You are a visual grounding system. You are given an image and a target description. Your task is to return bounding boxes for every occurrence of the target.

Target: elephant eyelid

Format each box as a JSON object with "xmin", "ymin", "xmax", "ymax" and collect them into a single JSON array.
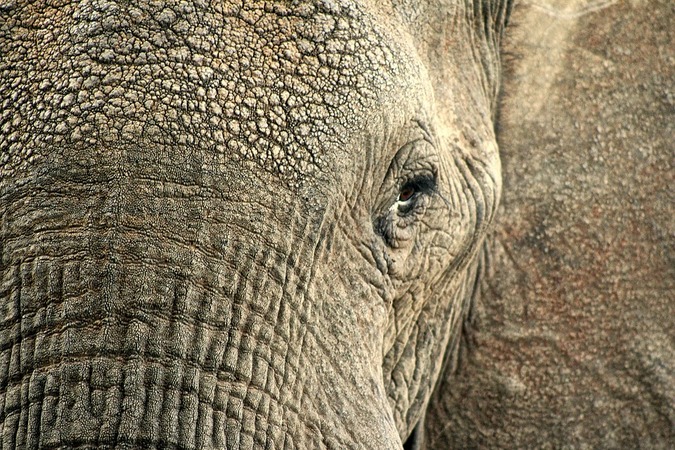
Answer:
[
  {"xmin": 395, "ymin": 174, "xmax": 436, "ymax": 216},
  {"xmin": 398, "ymin": 174, "xmax": 436, "ymax": 203},
  {"xmin": 373, "ymin": 173, "xmax": 437, "ymax": 247}
]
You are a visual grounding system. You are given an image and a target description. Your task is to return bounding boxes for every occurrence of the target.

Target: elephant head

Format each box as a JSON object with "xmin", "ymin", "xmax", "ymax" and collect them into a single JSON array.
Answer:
[{"xmin": 0, "ymin": 0, "xmax": 511, "ymax": 447}]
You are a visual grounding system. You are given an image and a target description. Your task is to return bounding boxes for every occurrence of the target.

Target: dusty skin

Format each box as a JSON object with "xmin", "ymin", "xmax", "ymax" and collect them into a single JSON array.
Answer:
[
  {"xmin": 1, "ymin": 1, "xmax": 506, "ymax": 448},
  {"xmin": 0, "ymin": 0, "xmax": 672, "ymax": 449}
]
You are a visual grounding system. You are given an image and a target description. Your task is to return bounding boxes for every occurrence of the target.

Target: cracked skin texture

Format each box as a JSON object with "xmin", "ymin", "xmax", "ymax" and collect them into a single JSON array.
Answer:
[
  {"xmin": 1, "ymin": 0, "xmax": 672, "ymax": 449},
  {"xmin": 1, "ymin": 0, "xmax": 410, "ymax": 184},
  {"xmin": 421, "ymin": 0, "xmax": 674, "ymax": 448},
  {"xmin": 0, "ymin": 0, "xmax": 511, "ymax": 449}
]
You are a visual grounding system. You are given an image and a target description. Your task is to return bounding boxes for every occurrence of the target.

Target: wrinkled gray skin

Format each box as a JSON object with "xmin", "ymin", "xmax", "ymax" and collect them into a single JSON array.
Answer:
[
  {"xmin": 1, "ymin": 1, "xmax": 673, "ymax": 450},
  {"xmin": 0, "ymin": 0, "xmax": 509, "ymax": 448},
  {"xmin": 422, "ymin": 0, "xmax": 674, "ymax": 448}
]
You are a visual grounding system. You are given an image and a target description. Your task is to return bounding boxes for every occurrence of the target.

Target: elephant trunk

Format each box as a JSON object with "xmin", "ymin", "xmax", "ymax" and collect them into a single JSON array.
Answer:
[
  {"xmin": 0, "ymin": 153, "xmax": 401, "ymax": 448},
  {"xmin": 2, "ymin": 182, "xmax": 257, "ymax": 448},
  {"xmin": 3, "ymin": 253, "xmax": 259, "ymax": 448}
]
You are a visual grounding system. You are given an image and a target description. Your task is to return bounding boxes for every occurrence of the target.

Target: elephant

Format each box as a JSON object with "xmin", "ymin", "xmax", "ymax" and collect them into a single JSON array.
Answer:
[
  {"xmin": 1, "ymin": 0, "xmax": 510, "ymax": 448},
  {"xmin": 0, "ymin": 0, "xmax": 672, "ymax": 450}
]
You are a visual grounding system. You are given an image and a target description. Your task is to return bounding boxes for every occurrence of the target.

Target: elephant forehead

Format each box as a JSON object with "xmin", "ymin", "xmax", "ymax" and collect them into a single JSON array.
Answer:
[
  {"xmin": 200, "ymin": 3, "xmax": 422, "ymax": 181},
  {"xmin": 1, "ymin": 0, "xmax": 426, "ymax": 186}
]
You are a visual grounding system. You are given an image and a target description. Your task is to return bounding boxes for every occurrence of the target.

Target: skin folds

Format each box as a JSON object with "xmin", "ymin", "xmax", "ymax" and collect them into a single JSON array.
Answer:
[{"xmin": 0, "ymin": 1, "xmax": 509, "ymax": 448}]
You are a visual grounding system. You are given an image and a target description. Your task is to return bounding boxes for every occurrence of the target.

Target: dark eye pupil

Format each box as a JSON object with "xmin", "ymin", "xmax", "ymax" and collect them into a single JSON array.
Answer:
[{"xmin": 399, "ymin": 186, "xmax": 415, "ymax": 201}]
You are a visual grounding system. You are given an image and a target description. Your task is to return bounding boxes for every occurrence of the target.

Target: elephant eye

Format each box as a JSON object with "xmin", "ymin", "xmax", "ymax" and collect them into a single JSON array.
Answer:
[
  {"xmin": 374, "ymin": 173, "xmax": 437, "ymax": 247},
  {"xmin": 399, "ymin": 186, "xmax": 415, "ymax": 202},
  {"xmin": 398, "ymin": 175, "xmax": 436, "ymax": 204}
]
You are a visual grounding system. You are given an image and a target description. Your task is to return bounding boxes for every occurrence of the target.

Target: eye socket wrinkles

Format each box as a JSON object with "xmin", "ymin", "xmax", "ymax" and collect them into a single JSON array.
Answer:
[
  {"xmin": 375, "ymin": 170, "xmax": 438, "ymax": 248},
  {"xmin": 373, "ymin": 121, "xmax": 441, "ymax": 248}
]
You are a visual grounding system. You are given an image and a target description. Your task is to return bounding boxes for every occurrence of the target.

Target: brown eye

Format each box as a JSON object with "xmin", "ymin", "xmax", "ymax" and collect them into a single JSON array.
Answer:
[{"xmin": 399, "ymin": 186, "xmax": 415, "ymax": 202}]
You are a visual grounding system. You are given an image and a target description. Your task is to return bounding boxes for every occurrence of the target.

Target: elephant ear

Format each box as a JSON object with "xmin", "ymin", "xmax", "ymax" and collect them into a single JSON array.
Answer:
[{"xmin": 421, "ymin": 0, "xmax": 675, "ymax": 448}]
